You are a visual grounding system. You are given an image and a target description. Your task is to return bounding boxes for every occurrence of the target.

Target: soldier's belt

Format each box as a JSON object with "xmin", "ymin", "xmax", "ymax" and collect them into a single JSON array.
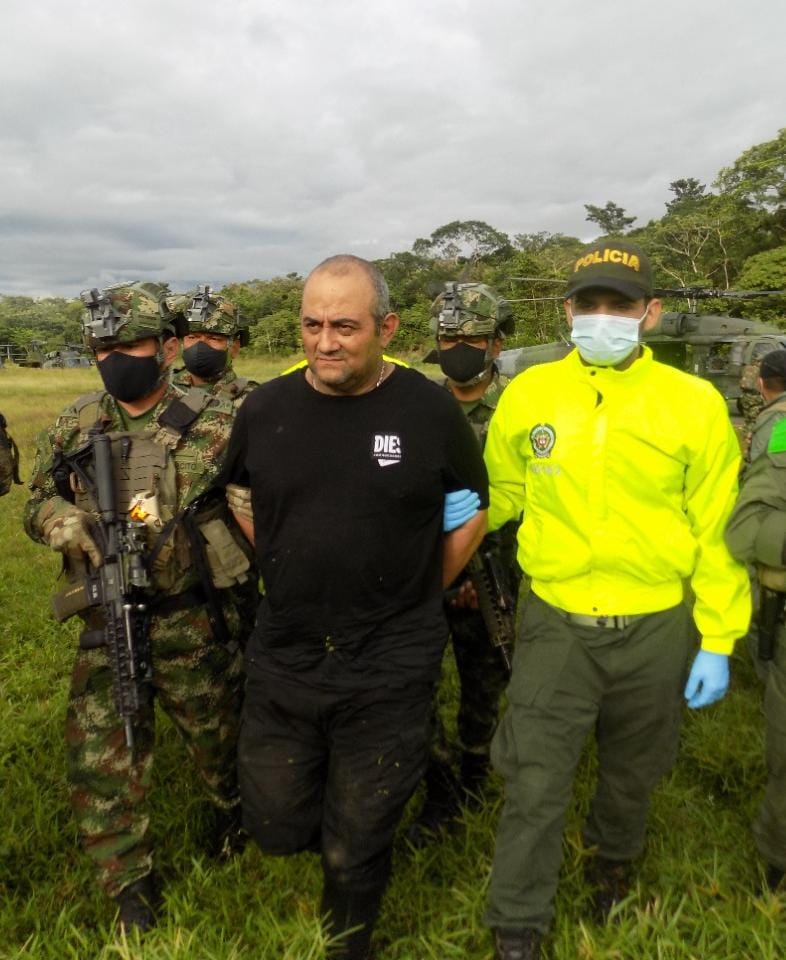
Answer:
[{"xmin": 550, "ymin": 606, "xmax": 647, "ymax": 630}]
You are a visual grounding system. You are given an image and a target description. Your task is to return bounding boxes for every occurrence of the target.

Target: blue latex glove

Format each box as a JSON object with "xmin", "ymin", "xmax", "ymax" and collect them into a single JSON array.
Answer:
[
  {"xmin": 443, "ymin": 489, "xmax": 480, "ymax": 533},
  {"xmin": 684, "ymin": 650, "xmax": 729, "ymax": 709}
]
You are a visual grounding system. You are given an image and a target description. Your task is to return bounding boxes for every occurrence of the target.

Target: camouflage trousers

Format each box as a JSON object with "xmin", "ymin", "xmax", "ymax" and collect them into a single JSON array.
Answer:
[
  {"xmin": 66, "ymin": 600, "xmax": 244, "ymax": 897},
  {"xmin": 431, "ymin": 606, "xmax": 510, "ymax": 765}
]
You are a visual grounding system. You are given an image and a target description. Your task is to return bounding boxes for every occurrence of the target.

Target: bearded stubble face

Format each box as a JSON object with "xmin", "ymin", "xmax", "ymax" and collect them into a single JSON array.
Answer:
[{"xmin": 300, "ymin": 268, "xmax": 398, "ymax": 396}]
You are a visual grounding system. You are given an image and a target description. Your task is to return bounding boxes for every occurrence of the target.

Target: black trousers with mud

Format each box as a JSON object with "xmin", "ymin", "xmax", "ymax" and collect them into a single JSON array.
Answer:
[{"xmin": 239, "ymin": 664, "xmax": 433, "ymax": 955}]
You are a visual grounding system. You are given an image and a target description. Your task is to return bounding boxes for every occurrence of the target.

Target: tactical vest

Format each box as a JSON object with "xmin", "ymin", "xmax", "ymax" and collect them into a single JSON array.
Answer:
[{"xmin": 69, "ymin": 390, "xmax": 251, "ymax": 593}]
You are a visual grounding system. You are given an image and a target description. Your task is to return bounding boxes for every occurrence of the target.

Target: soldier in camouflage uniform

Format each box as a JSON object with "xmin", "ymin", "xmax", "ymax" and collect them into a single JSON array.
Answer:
[
  {"xmin": 739, "ymin": 344, "xmax": 773, "ymax": 461},
  {"xmin": 748, "ymin": 351, "xmax": 786, "ymax": 465},
  {"xmin": 23, "ymin": 282, "xmax": 250, "ymax": 933},
  {"xmin": 171, "ymin": 286, "xmax": 261, "ymax": 642},
  {"xmin": 171, "ymin": 285, "xmax": 258, "ymax": 408},
  {"xmin": 409, "ymin": 282, "xmax": 520, "ymax": 844},
  {"xmin": 0, "ymin": 411, "xmax": 22, "ymax": 496}
]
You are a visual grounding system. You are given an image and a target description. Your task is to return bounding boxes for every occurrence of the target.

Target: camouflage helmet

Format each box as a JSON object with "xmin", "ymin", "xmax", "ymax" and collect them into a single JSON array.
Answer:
[
  {"xmin": 183, "ymin": 285, "xmax": 249, "ymax": 346},
  {"xmin": 430, "ymin": 282, "xmax": 514, "ymax": 339},
  {"xmin": 80, "ymin": 281, "xmax": 178, "ymax": 349}
]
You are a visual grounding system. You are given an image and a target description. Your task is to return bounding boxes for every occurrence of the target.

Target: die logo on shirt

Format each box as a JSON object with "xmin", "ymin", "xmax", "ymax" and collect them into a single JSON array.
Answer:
[
  {"xmin": 372, "ymin": 433, "xmax": 402, "ymax": 467},
  {"xmin": 529, "ymin": 423, "xmax": 556, "ymax": 459}
]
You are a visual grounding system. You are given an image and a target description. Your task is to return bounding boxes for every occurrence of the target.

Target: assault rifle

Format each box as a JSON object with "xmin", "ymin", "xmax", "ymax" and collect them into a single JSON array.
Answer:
[
  {"xmin": 52, "ymin": 433, "xmax": 152, "ymax": 748},
  {"xmin": 465, "ymin": 539, "xmax": 516, "ymax": 674}
]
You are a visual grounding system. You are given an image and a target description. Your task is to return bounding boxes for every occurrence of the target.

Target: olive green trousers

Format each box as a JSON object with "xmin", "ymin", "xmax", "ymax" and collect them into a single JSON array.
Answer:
[
  {"xmin": 754, "ymin": 624, "xmax": 786, "ymax": 871},
  {"xmin": 485, "ymin": 593, "xmax": 695, "ymax": 933}
]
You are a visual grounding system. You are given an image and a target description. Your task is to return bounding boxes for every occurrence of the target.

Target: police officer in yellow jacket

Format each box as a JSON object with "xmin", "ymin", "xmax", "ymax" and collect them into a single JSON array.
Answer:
[{"xmin": 483, "ymin": 240, "xmax": 751, "ymax": 960}]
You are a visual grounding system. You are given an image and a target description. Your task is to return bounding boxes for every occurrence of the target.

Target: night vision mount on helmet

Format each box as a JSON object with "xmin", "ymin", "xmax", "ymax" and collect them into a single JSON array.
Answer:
[
  {"xmin": 81, "ymin": 282, "xmax": 178, "ymax": 349},
  {"xmin": 185, "ymin": 285, "xmax": 249, "ymax": 346},
  {"xmin": 428, "ymin": 282, "xmax": 515, "ymax": 387},
  {"xmin": 430, "ymin": 282, "xmax": 514, "ymax": 339}
]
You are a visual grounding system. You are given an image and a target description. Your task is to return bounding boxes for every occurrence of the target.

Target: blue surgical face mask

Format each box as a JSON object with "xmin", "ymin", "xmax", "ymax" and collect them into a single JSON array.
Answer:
[{"xmin": 569, "ymin": 309, "xmax": 648, "ymax": 366}]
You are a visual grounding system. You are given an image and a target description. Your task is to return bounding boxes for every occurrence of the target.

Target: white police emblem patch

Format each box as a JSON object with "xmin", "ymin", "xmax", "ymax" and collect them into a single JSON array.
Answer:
[{"xmin": 529, "ymin": 423, "xmax": 556, "ymax": 459}]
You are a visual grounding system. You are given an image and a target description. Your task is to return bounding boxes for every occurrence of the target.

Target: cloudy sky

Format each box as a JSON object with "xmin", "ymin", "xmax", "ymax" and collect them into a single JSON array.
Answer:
[{"xmin": 2, "ymin": 0, "xmax": 783, "ymax": 297}]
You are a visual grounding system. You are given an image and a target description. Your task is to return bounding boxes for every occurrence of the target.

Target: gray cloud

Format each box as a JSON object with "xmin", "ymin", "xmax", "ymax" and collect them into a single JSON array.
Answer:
[{"xmin": 0, "ymin": 0, "xmax": 783, "ymax": 296}]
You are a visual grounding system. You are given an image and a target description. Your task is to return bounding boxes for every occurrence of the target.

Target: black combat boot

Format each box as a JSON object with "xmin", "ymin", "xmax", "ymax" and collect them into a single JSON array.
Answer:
[
  {"xmin": 206, "ymin": 804, "xmax": 248, "ymax": 862},
  {"xmin": 406, "ymin": 759, "xmax": 462, "ymax": 848},
  {"xmin": 586, "ymin": 856, "xmax": 632, "ymax": 922},
  {"xmin": 320, "ymin": 874, "xmax": 386, "ymax": 960},
  {"xmin": 493, "ymin": 927, "xmax": 543, "ymax": 960},
  {"xmin": 115, "ymin": 875, "xmax": 158, "ymax": 934},
  {"xmin": 459, "ymin": 750, "xmax": 490, "ymax": 809}
]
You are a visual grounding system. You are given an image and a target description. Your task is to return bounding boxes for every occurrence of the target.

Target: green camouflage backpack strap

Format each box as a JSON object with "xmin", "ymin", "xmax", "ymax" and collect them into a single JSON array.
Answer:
[
  {"xmin": 155, "ymin": 386, "xmax": 214, "ymax": 449},
  {"xmin": 0, "ymin": 411, "xmax": 21, "ymax": 495}
]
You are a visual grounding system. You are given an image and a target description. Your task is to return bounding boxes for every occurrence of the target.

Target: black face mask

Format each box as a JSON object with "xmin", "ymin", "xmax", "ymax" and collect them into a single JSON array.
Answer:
[
  {"xmin": 182, "ymin": 341, "xmax": 228, "ymax": 381},
  {"xmin": 438, "ymin": 341, "xmax": 489, "ymax": 384},
  {"xmin": 97, "ymin": 351, "xmax": 162, "ymax": 403}
]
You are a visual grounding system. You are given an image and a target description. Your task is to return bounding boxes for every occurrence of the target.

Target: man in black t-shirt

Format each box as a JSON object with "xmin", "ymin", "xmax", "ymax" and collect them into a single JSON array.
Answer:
[{"xmin": 221, "ymin": 255, "xmax": 488, "ymax": 959}]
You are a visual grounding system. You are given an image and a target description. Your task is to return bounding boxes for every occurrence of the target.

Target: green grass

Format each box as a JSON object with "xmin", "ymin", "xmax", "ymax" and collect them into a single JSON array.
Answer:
[{"xmin": 1, "ymin": 367, "xmax": 784, "ymax": 958}]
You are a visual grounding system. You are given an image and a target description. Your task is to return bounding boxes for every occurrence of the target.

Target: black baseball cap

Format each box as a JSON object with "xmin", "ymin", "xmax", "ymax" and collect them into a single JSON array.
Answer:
[
  {"xmin": 565, "ymin": 240, "xmax": 654, "ymax": 300},
  {"xmin": 760, "ymin": 350, "xmax": 786, "ymax": 380}
]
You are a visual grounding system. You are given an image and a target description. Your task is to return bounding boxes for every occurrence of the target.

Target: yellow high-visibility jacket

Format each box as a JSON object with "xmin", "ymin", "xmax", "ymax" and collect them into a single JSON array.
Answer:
[
  {"xmin": 280, "ymin": 355, "xmax": 409, "ymax": 376},
  {"xmin": 484, "ymin": 346, "xmax": 750, "ymax": 654}
]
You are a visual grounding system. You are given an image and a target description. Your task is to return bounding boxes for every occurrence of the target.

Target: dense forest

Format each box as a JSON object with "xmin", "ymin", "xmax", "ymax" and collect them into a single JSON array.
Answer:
[{"xmin": 2, "ymin": 127, "xmax": 784, "ymax": 358}]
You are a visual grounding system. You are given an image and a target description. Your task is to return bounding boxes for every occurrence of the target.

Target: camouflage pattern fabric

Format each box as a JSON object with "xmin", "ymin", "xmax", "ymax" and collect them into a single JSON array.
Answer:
[
  {"xmin": 0, "ymin": 412, "xmax": 20, "ymax": 496},
  {"xmin": 432, "ymin": 370, "xmax": 520, "ymax": 763},
  {"xmin": 39, "ymin": 502, "xmax": 102, "ymax": 566},
  {"xmin": 67, "ymin": 602, "xmax": 243, "ymax": 896},
  {"xmin": 226, "ymin": 482, "xmax": 253, "ymax": 523},
  {"xmin": 430, "ymin": 283, "xmax": 514, "ymax": 339},
  {"xmin": 24, "ymin": 385, "xmax": 247, "ymax": 896},
  {"xmin": 172, "ymin": 366, "xmax": 258, "ymax": 412},
  {"xmin": 186, "ymin": 294, "xmax": 242, "ymax": 337},
  {"xmin": 170, "ymin": 368, "xmax": 261, "ymax": 642},
  {"xmin": 81, "ymin": 282, "xmax": 178, "ymax": 349},
  {"xmin": 739, "ymin": 389, "xmax": 767, "ymax": 462}
]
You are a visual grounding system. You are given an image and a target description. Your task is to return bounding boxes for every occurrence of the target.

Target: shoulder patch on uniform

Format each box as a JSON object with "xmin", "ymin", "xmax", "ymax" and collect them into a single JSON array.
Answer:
[
  {"xmin": 529, "ymin": 423, "xmax": 556, "ymax": 458},
  {"xmin": 768, "ymin": 418, "xmax": 786, "ymax": 454}
]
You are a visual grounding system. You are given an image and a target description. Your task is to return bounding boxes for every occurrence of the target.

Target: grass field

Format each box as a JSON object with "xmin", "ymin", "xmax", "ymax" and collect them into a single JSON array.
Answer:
[{"xmin": 1, "ymin": 364, "xmax": 784, "ymax": 959}]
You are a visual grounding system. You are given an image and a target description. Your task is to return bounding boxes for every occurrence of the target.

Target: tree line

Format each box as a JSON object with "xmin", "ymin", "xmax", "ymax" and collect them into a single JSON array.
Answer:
[{"xmin": 2, "ymin": 128, "xmax": 784, "ymax": 358}]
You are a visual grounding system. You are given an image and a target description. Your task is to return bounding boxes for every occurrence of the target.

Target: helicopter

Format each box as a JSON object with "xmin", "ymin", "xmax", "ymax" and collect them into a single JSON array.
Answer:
[
  {"xmin": 496, "ymin": 286, "xmax": 786, "ymax": 417},
  {"xmin": 42, "ymin": 343, "xmax": 93, "ymax": 368}
]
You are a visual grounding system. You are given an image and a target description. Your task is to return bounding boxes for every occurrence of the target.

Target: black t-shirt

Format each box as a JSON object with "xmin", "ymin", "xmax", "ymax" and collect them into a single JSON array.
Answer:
[{"xmin": 220, "ymin": 365, "xmax": 489, "ymax": 687}]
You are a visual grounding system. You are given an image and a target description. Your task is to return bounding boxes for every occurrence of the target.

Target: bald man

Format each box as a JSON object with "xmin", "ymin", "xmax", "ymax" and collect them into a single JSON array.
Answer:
[{"xmin": 220, "ymin": 254, "xmax": 488, "ymax": 959}]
